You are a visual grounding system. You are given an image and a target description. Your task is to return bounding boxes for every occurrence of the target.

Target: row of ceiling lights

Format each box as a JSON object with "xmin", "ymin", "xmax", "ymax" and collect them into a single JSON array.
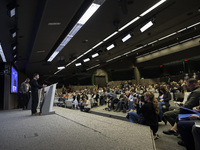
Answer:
[
  {"xmin": 107, "ymin": 21, "xmax": 200, "ymax": 62},
  {"xmin": 0, "ymin": 3, "xmax": 16, "ymax": 63},
  {"xmin": 54, "ymin": 0, "xmax": 167, "ymax": 74},
  {"xmin": 48, "ymin": 0, "xmax": 106, "ymax": 62},
  {"xmin": 73, "ymin": 21, "xmax": 200, "ymax": 72},
  {"xmin": 73, "ymin": 20, "xmax": 154, "ymax": 67}
]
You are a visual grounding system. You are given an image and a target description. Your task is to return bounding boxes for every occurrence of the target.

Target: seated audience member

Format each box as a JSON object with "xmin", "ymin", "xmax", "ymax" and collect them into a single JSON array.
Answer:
[
  {"xmin": 64, "ymin": 93, "xmax": 69, "ymax": 100},
  {"xmin": 114, "ymin": 94, "xmax": 128, "ymax": 112},
  {"xmin": 58, "ymin": 93, "xmax": 66, "ymax": 103},
  {"xmin": 157, "ymin": 85, "xmax": 171, "ymax": 124},
  {"xmin": 81, "ymin": 92, "xmax": 88, "ymax": 101},
  {"xmin": 126, "ymin": 91, "xmax": 159, "ymax": 137},
  {"xmin": 75, "ymin": 92, "xmax": 80, "ymax": 103},
  {"xmin": 184, "ymin": 73, "xmax": 190, "ymax": 81},
  {"xmin": 115, "ymin": 87, "xmax": 121, "ymax": 94},
  {"xmin": 147, "ymin": 85, "xmax": 155, "ymax": 93},
  {"xmin": 83, "ymin": 98, "xmax": 91, "ymax": 112},
  {"xmin": 125, "ymin": 89, "xmax": 136, "ymax": 110},
  {"xmin": 176, "ymin": 106, "xmax": 200, "ymax": 149},
  {"xmin": 92, "ymin": 91, "xmax": 99, "ymax": 104},
  {"xmin": 198, "ymin": 80, "xmax": 200, "ymax": 87},
  {"xmin": 163, "ymin": 78, "xmax": 200, "ymax": 135},
  {"xmin": 173, "ymin": 84, "xmax": 190, "ymax": 108},
  {"xmin": 124, "ymin": 81, "xmax": 129, "ymax": 91},
  {"xmin": 79, "ymin": 99, "xmax": 84, "ymax": 112},
  {"xmin": 107, "ymin": 91, "xmax": 118, "ymax": 110},
  {"xmin": 73, "ymin": 97, "xmax": 78, "ymax": 110},
  {"xmin": 192, "ymin": 72, "xmax": 199, "ymax": 80},
  {"xmin": 192, "ymin": 120, "xmax": 200, "ymax": 150}
]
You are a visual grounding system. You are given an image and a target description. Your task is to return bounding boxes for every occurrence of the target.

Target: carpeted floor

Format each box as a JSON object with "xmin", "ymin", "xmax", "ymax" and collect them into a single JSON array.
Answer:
[
  {"xmin": 0, "ymin": 107, "xmax": 155, "ymax": 150},
  {"xmin": 90, "ymin": 105, "xmax": 185, "ymax": 150}
]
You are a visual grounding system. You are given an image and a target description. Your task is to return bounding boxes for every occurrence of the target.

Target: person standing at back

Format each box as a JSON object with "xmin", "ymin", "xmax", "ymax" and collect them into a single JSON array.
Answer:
[
  {"xmin": 20, "ymin": 78, "xmax": 31, "ymax": 110},
  {"xmin": 184, "ymin": 73, "xmax": 190, "ymax": 81},
  {"xmin": 30, "ymin": 73, "xmax": 46, "ymax": 115}
]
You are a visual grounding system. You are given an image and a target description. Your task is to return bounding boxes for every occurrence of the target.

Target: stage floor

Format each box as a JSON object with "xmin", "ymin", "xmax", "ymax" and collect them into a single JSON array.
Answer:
[{"xmin": 0, "ymin": 107, "xmax": 155, "ymax": 150}]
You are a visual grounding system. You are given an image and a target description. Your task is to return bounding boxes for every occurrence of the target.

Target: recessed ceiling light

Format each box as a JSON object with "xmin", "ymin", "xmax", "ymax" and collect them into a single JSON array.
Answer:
[
  {"xmin": 106, "ymin": 44, "xmax": 115, "ymax": 50},
  {"xmin": 75, "ymin": 63, "xmax": 82, "ymax": 66},
  {"xmin": 57, "ymin": 66, "xmax": 65, "ymax": 70},
  {"xmin": 92, "ymin": 53, "xmax": 99, "ymax": 58},
  {"xmin": 83, "ymin": 58, "xmax": 90, "ymax": 62},
  {"xmin": 140, "ymin": 21, "xmax": 154, "ymax": 32},
  {"xmin": 122, "ymin": 34, "xmax": 132, "ymax": 42}
]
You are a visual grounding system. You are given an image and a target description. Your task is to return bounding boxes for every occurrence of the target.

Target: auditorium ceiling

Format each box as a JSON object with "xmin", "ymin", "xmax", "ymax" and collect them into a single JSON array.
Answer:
[{"xmin": 0, "ymin": 0, "xmax": 200, "ymax": 81}]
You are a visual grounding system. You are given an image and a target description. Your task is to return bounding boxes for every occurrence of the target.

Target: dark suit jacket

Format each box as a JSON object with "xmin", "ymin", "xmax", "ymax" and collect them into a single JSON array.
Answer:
[
  {"xmin": 30, "ymin": 79, "xmax": 42, "ymax": 93},
  {"xmin": 180, "ymin": 87, "xmax": 200, "ymax": 114}
]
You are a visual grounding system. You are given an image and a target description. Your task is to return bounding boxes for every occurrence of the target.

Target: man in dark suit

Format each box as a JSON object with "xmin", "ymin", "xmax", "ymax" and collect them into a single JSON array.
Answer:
[
  {"xmin": 30, "ymin": 73, "xmax": 46, "ymax": 115},
  {"xmin": 163, "ymin": 78, "xmax": 200, "ymax": 135}
]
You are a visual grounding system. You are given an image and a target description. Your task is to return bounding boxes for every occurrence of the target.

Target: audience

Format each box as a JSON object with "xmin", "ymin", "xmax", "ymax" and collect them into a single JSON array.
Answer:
[{"xmin": 55, "ymin": 73, "xmax": 200, "ymax": 146}]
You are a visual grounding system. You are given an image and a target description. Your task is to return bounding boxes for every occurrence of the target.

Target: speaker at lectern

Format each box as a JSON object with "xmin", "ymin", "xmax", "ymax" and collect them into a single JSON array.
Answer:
[{"xmin": 40, "ymin": 83, "xmax": 57, "ymax": 115}]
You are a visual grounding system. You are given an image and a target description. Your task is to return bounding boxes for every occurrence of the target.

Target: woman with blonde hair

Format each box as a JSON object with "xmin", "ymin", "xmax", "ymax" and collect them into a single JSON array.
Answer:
[{"xmin": 127, "ymin": 91, "xmax": 159, "ymax": 136}]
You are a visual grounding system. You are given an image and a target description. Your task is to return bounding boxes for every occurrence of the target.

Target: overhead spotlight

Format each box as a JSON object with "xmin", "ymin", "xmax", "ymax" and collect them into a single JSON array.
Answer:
[
  {"xmin": 13, "ymin": 52, "xmax": 17, "ymax": 58},
  {"xmin": 11, "ymin": 43, "xmax": 16, "ymax": 51},
  {"xmin": 13, "ymin": 54, "xmax": 17, "ymax": 63},
  {"xmin": 92, "ymin": 53, "xmax": 99, "ymax": 58},
  {"xmin": 83, "ymin": 58, "xmax": 90, "ymax": 62},
  {"xmin": 122, "ymin": 34, "xmax": 132, "ymax": 42},
  {"xmin": 75, "ymin": 63, "xmax": 82, "ymax": 67},
  {"xmin": 7, "ymin": 3, "xmax": 16, "ymax": 17},
  {"xmin": 106, "ymin": 44, "xmax": 115, "ymax": 51},
  {"xmin": 10, "ymin": 29, "xmax": 16, "ymax": 38},
  {"xmin": 140, "ymin": 21, "xmax": 154, "ymax": 32}
]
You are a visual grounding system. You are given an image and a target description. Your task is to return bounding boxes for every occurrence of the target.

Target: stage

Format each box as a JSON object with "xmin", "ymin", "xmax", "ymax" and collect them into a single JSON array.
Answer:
[{"xmin": 0, "ymin": 107, "xmax": 155, "ymax": 150}]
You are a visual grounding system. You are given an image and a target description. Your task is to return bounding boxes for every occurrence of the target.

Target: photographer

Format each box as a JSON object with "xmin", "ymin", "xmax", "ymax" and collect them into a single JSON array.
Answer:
[
  {"xmin": 114, "ymin": 92, "xmax": 129, "ymax": 112},
  {"xmin": 106, "ymin": 90, "xmax": 118, "ymax": 110}
]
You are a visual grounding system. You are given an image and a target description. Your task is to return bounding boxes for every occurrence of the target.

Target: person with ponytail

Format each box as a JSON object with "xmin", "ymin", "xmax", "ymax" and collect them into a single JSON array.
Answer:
[{"xmin": 126, "ymin": 91, "xmax": 159, "ymax": 137}]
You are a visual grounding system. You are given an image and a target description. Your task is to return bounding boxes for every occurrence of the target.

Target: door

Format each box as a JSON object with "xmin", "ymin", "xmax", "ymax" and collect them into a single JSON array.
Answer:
[{"xmin": 95, "ymin": 76, "xmax": 106, "ymax": 88}]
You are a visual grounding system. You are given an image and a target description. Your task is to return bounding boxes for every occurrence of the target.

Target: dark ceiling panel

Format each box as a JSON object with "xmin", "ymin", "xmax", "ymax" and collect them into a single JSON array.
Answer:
[{"xmin": 0, "ymin": 0, "xmax": 200, "ymax": 82}]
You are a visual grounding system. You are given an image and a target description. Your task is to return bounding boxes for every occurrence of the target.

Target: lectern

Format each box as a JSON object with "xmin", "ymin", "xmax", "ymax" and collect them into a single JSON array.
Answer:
[{"xmin": 40, "ymin": 83, "xmax": 57, "ymax": 115}]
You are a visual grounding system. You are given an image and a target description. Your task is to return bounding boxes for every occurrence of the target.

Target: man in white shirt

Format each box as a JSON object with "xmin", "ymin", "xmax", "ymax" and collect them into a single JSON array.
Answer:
[
  {"xmin": 84, "ymin": 99, "xmax": 91, "ymax": 112},
  {"xmin": 127, "ymin": 89, "xmax": 136, "ymax": 110}
]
